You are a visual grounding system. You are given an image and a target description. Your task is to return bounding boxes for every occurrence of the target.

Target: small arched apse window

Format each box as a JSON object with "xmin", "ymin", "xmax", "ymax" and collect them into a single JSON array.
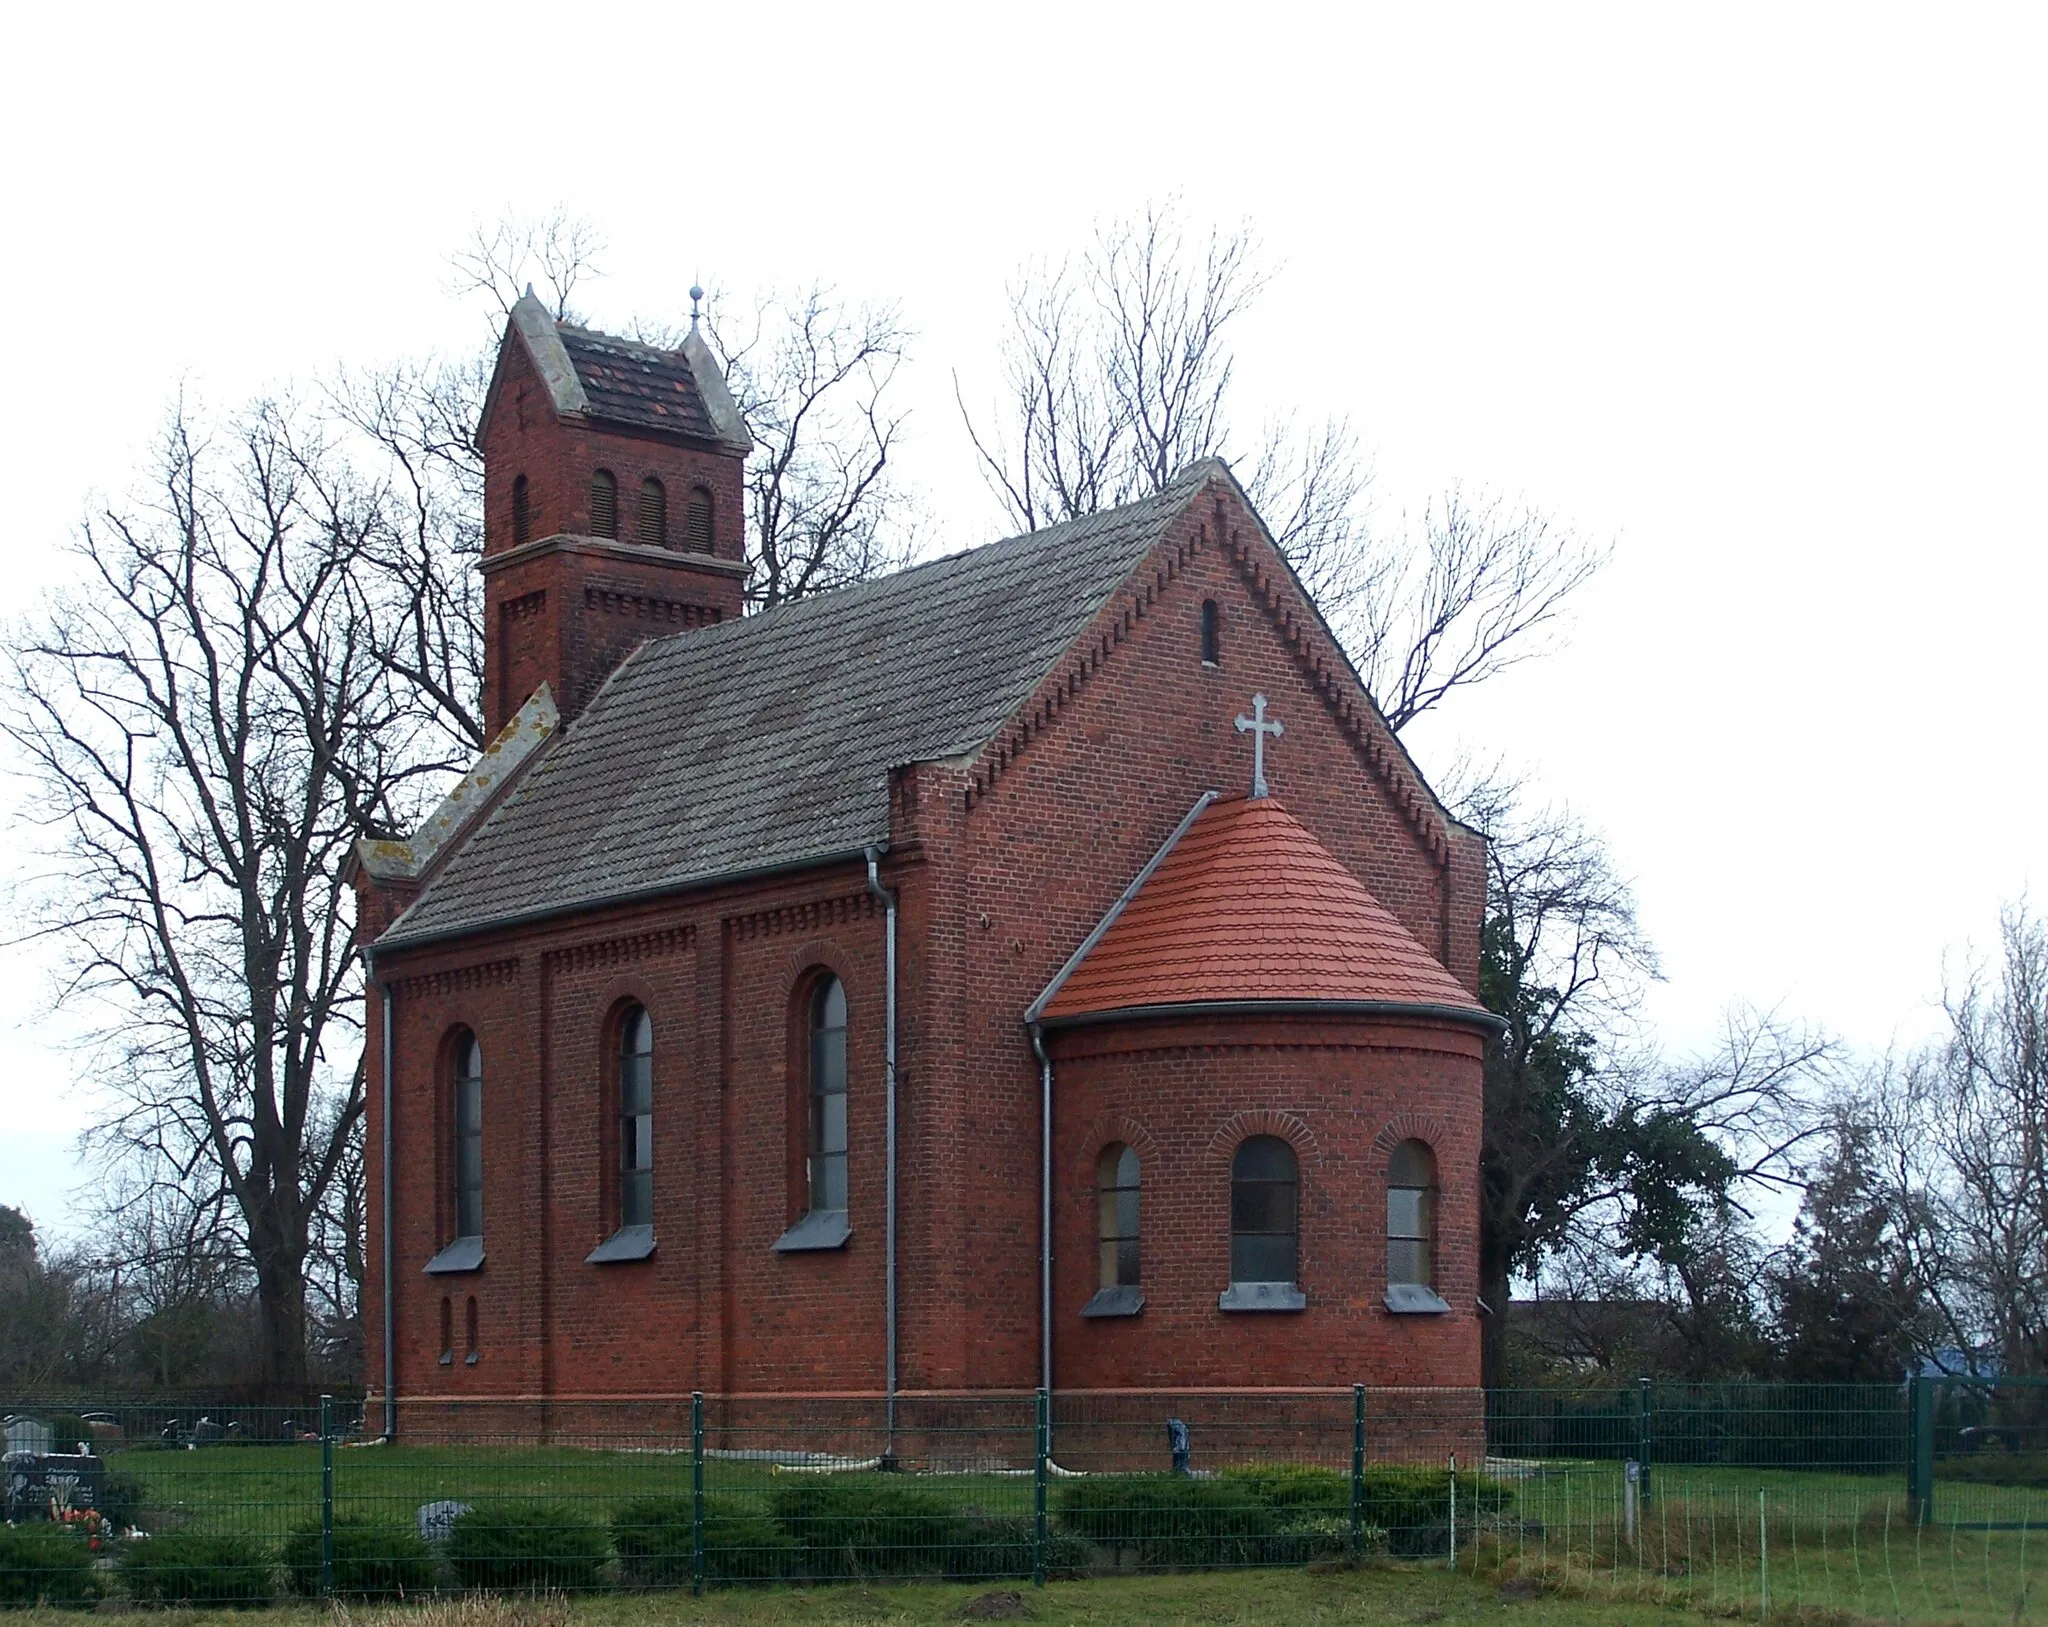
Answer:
[
  {"xmin": 452, "ymin": 1033, "xmax": 483, "ymax": 1240},
  {"xmin": 685, "ymin": 486, "xmax": 714, "ymax": 552},
  {"xmin": 589, "ymin": 469, "xmax": 618, "ymax": 539},
  {"xmin": 1201, "ymin": 599, "xmax": 1220, "ymax": 665},
  {"xmin": 1230, "ymin": 1135, "xmax": 1298, "ymax": 1285},
  {"xmin": 808, "ymin": 977, "xmax": 848, "ymax": 1213},
  {"xmin": 618, "ymin": 1006, "xmax": 654, "ymax": 1228},
  {"xmin": 1097, "ymin": 1144, "xmax": 1141, "ymax": 1290},
  {"xmin": 637, "ymin": 477, "xmax": 667, "ymax": 546},
  {"xmin": 511, "ymin": 474, "xmax": 531, "ymax": 547},
  {"xmin": 1387, "ymin": 1140, "xmax": 1437, "ymax": 1288}
]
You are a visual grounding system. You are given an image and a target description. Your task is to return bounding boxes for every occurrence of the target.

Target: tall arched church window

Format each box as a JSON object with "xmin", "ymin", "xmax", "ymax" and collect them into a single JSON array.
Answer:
[
  {"xmin": 454, "ymin": 1034, "xmax": 483, "ymax": 1240},
  {"xmin": 637, "ymin": 477, "xmax": 667, "ymax": 545},
  {"xmin": 775, "ymin": 974, "xmax": 852, "ymax": 1252},
  {"xmin": 685, "ymin": 486, "xmax": 714, "ymax": 552},
  {"xmin": 1384, "ymin": 1139, "xmax": 1448, "ymax": 1312},
  {"xmin": 590, "ymin": 469, "xmax": 618, "ymax": 538},
  {"xmin": 589, "ymin": 1005, "xmax": 658, "ymax": 1263},
  {"xmin": 1083, "ymin": 1143, "xmax": 1145, "ymax": 1317},
  {"xmin": 426, "ymin": 1032, "xmax": 486, "ymax": 1274},
  {"xmin": 1220, "ymin": 1134, "xmax": 1305, "ymax": 1311}
]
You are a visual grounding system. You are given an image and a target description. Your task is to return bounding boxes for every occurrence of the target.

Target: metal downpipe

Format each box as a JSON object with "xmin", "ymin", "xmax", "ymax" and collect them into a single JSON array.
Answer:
[
  {"xmin": 864, "ymin": 849, "xmax": 899, "ymax": 1464},
  {"xmin": 379, "ymin": 978, "xmax": 396, "ymax": 1441},
  {"xmin": 1030, "ymin": 1023, "xmax": 1052, "ymax": 1399}
]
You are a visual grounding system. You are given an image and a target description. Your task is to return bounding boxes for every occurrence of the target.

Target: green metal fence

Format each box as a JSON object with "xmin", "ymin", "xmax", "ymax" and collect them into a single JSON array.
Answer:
[{"xmin": 2, "ymin": 1384, "xmax": 2043, "ymax": 1618}]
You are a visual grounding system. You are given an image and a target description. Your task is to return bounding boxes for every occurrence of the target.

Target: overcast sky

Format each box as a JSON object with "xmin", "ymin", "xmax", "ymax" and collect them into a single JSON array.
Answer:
[{"xmin": 2, "ymin": 4, "xmax": 2041, "ymax": 1238}]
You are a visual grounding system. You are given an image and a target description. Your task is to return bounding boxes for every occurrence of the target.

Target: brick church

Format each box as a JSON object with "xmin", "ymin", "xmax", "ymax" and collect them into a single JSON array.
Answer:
[{"xmin": 353, "ymin": 294, "xmax": 1499, "ymax": 1425}]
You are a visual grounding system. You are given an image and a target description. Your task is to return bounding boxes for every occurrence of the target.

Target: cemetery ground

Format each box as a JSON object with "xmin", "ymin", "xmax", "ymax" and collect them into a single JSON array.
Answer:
[{"xmin": 9, "ymin": 1440, "xmax": 2035, "ymax": 1623}]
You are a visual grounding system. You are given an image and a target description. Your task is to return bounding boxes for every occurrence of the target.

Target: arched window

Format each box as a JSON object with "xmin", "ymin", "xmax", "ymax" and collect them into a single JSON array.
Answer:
[
  {"xmin": 1387, "ymin": 1140, "xmax": 1437, "ymax": 1288},
  {"xmin": 438, "ymin": 1297, "xmax": 453, "ymax": 1366},
  {"xmin": 511, "ymin": 474, "xmax": 531, "ymax": 547},
  {"xmin": 619, "ymin": 1006, "xmax": 654, "ymax": 1227},
  {"xmin": 1230, "ymin": 1136, "xmax": 1298, "ymax": 1286},
  {"xmin": 637, "ymin": 477, "xmax": 667, "ymax": 545},
  {"xmin": 1201, "ymin": 599, "xmax": 1220, "ymax": 665},
  {"xmin": 464, "ymin": 1296, "xmax": 479, "ymax": 1365},
  {"xmin": 1098, "ymin": 1144, "xmax": 1141, "ymax": 1289},
  {"xmin": 808, "ymin": 977, "xmax": 848, "ymax": 1213},
  {"xmin": 589, "ymin": 469, "xmax": 618, "ymax": 539},
  {"xmin": 685, "ymin": 486, "xmax": 714, "ymax": 552},
  {"xmin": 453, "ymin": 1034, "xmax": 484, "ymax": 1240}
]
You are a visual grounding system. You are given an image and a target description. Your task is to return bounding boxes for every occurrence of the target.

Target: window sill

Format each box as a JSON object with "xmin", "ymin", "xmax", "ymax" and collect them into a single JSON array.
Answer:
[
  {"xmin": 586, "ymin": 1224, "xmax": 655, "ymax": 1264},
  {"xmin": 1384, "ymin": 1284, "xmax": 1451, "ymax": 1314},
  {"xmin": 424, "ymin": 1237, "xmax": 484, "ymax": 1275},
  {"xmin": 1218, "ymin": 1281, "xmax": 1306, "ymax": 1313},
  {"xmin": 772, "ymin": 1209, "xmax": 850, "ymax": 1253},
  {"xmin": 1081, "ymin": 1285, "xmax": 1145, "ymax": 1319}
]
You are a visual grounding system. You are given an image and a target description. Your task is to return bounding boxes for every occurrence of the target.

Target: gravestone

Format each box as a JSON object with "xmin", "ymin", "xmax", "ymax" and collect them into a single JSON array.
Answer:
[
  {"xmin": 3, "ymin": 1450, "xmax": 105, "ymax": 1521},
  {"xmin": 417, "ymin": 1499, "xmax": 472, "ymax": 1545},
  {"xmin": 1166, "ymin": 1417, "xmax": 1191, "ymax": 1475},
  {"xmin": 188, "ymin": 1416, "xmax": 225, "ymax": 1446},
  {"xmin": 4, "ymin": 1415, "xmax": 53, "ymax": 1455}
]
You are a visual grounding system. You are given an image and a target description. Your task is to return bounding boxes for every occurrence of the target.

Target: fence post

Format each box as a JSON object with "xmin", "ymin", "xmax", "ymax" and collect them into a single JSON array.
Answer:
[
  {"xmin": 317, "ymin": 1393, "xmax": 334, "ymax": 1598},
  {"xmin": 1909, "ymin": 1374, "xmax": 1934, "ymax": 1526},
  {"xmin": 1757, "ymin": 1487, "xmax": 1769, "ymax": 1620},
  {"xmin": 1350, "ymin": 1383, "xmax": 1365, "ymax": 1559},
  {"xmin": 1637, "ymin": 1375, "xmax": 1653, "ymax": 1505},
  {"xmin": 690, "ymin": 1391, "xmax": 705, "ymax": 1596},
  {"xmin": 1033, "ymin": 1388, "xmax": 1049, "ymax": 1589}
]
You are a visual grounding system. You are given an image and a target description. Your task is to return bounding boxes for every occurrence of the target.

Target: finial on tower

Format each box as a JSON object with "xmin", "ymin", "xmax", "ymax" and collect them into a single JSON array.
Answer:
[{"xmin": 689, "ymin": 280, "xmax": 704, "ymax": 330}]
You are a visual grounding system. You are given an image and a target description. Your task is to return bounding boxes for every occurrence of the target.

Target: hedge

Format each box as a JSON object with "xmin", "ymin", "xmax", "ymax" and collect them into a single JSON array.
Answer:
[
  {"xmin": 283, "ymin": 1516, "xmax": 437, "ymax": 1598},
  {"xmin": 610, "ymin": 1496, "xmax": 799, "ymax": 1587},
  {"xmin": 117, "ymin": 1530, "xmax": 274, "ymax": 1607},
  {"xmin": 0, "ymin": 1526, "xmax": 97, "ymax": 1609},
  {"xmin": 445, "ymin": 1501, "xmax": 607, "ymax": 1593}
]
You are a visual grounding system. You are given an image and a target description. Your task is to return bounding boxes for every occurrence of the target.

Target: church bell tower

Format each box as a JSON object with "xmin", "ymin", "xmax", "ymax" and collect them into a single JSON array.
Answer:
[{"xmin": 474, "ymin": 290, "xmax": 752, "ymax": 733}]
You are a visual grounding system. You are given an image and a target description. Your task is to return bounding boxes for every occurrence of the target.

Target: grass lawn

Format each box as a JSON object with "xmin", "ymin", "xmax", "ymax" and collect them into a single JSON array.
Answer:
[{"xmin": 6, "ymin": 1564, "xmax": 1758, "ymax": 1626}]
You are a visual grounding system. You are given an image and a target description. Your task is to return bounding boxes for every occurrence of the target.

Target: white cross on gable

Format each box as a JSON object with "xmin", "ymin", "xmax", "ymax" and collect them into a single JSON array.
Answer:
[{"xmin": 1234, "ymin": 693, "xmax": 1284, "ymax": 799}]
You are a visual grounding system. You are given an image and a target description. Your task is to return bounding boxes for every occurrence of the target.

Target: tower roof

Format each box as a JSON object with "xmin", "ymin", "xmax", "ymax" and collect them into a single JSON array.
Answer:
[{"xmin": 1035, "ymin": 795, "xmax": 1490, "ymax": 1025}]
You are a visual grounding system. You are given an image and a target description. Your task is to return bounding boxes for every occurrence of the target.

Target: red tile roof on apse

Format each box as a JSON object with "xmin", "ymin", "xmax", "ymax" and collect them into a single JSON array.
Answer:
[{"xmin": 1039, "ymin": 796, "xmax": 1487, "ymax": 1021}]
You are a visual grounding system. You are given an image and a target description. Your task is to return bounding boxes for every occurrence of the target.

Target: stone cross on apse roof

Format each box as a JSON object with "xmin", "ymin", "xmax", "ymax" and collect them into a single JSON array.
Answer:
[{"xmin": 1234, "ymin": 692, "xmax": 1284, "ymax": 799}]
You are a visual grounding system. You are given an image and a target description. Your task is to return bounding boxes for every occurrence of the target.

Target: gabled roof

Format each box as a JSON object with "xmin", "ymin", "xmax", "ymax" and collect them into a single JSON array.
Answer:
[
  {"xmin": 1032, "ymin": 794, "xmax": 1492, "ymax": 1026},
  {"xmin": 480, "ymin": 294, "xmax": 752, "ymax": 455},
  {"xmin": 378, "ymin": 463, "xmax": 1230, "ymax": 949}
]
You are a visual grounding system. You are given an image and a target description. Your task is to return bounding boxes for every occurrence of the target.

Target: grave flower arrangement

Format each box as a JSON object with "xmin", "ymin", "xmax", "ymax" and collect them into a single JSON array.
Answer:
[{"xmin": 53, "ymin": 1505, "xmax": 108, "ymax": 1551}]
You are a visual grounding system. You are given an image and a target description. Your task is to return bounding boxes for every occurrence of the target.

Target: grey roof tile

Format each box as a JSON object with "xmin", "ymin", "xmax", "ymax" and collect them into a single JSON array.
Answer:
[{"xmin": 380, "ymin": 464, "xmax": 1223, "ymax": 947}]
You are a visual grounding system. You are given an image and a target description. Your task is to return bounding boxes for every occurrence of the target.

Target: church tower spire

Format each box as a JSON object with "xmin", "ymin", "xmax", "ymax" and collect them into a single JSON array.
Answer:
[{"xmin": 474, "ymin": 291, "xmax": 752, "ymax": 733}]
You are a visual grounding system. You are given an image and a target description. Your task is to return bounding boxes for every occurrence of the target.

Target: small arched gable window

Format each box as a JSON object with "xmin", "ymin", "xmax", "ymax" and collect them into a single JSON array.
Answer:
[
  {"xmin": 1201, "ymin": 599, "xmax": 1221, "ymax": 665},
  {"xmin": 1387, "ymin": 1140, "xmax": 1437, "ymax": 1289},
  {"xmin": 618, "ymin": 1006, "xmax": 654, "ymax": 1227},
  {"xmin": 808, "ymin": 977, "xmax": 848, "ymax": 1213},
  {"xmin": 589, "ymin": 469, "xmax": 618, "ymax": 539},
  {"xmin": 511, "ymin": 474, "xmax": 531, "ymax": 547},
  {"xmin": 637, "ymin": 477, "xmax": 667, "ymax": 546},
  {"xmin": 685, "ymin": 486, "xmax": 714, "ymax": 552},
  {"xmin": 453, "ymin": 1033, "xmax": 484, "ymax": 1240},
  {"xmin": 1230, "ymin": 1135, "xmax": 1298, "ymax": 1286}
]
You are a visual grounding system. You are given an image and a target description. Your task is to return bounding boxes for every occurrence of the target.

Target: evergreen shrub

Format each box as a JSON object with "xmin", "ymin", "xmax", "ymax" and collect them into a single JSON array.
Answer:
[
  {"xmin": 0, "ymin": 1526, "xmax": 96, "ymax": 1609},
  {"xmin": 445, "ymin": 1502, "xmax": 607, "ymax": 1593},
  {"xmin": 283, "ymin": 1516, "xmax": 436, "ymax": 1598},
  {"xmin": 117, "ymin": 1530, "xmax": 274, "ymax": 1607},
  {"xmin": 609, "ymin": 1496, "xmax": 798, "ymax": 1587}
]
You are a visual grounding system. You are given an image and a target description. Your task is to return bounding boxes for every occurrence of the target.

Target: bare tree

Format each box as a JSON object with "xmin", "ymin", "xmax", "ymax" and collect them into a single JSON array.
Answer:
[
  {"xmin": 449, "ymin": 208, "xmax": 605, "ymax": 326},
  {"xmin": 5, "ymin": 401, "xmax": 460, "ymax": 1392},
  {"xmin": 960, "ymin": 201, "xmax": 1606, "ymax": 733},
  {"xmin": 1868, "ymin": 905, "xmax": 2048, "ymax": 1375},
  {"xmin": 697, "ymin": 286, "xmax": 917, "ymax": 609},
  {"xmin": 1457, "ymin": 769, "xmax": 1831, "ymax": 1384}
]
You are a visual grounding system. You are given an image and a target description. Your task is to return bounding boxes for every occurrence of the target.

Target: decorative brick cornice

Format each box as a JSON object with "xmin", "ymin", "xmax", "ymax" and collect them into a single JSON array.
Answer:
[
  {"xmin": 962, "ymin": 519, "xmax": 1206, "ymax": 810},
  {"xmin": 1218, "ymin": 516, "xmax": 1451, "ymax": 866},
  {"xmin": 1207, "ymin": 1108, "xmax": 1321, "ymax": 1165},
  {"xmin": 582, "ymin": 585, "xmax": 720, "ymax": 629},
  {"xmin": 543, "ymin": 925, "xmax": 694, "ymax": 974},
  {"xmin": 392, "ymin": 957, "xmax": 521, "ymax": 998},
  {"xmin": 729, "ymin": 892, "xmax": 876, "ymax": 942}
]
